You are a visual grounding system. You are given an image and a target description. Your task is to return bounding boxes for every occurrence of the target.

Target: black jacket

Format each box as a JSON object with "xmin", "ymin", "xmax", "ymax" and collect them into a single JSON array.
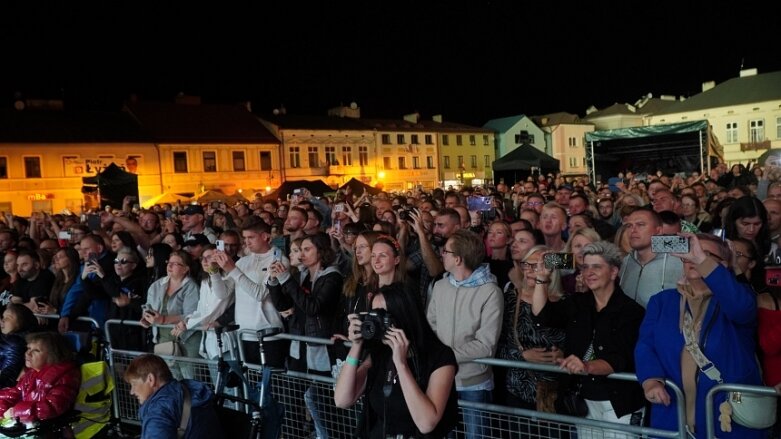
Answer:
[
  {"xmin": 270, "ymin": 267, "xmax": 342, "ymax": 340},
  {"xmin": 0, "ymin": 333, "xmax": 26, "ymax": 388},
  {"xmin": 534, "ymin": 286, "xmax": 646, "ymax": 417}
]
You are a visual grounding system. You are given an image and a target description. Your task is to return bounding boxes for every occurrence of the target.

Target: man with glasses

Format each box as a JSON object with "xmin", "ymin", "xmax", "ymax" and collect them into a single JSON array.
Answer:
[
  {"xmin": 218, "ymin": 230, "xmax": 242, "ymax": 261},
  {"xmin": 427, "ymin": 229, "xmax": 503, "ymax": 439},
  {"xmin": 619, "ymin": 208, "xmax": 683, "ymax": 308},
  {"xmin": 651, "ymin": 189, "xmax": 699, "ymax": 233},
  {"xmin": 524, "ymin": 193, "xmax": 546, "ymax": 214}
]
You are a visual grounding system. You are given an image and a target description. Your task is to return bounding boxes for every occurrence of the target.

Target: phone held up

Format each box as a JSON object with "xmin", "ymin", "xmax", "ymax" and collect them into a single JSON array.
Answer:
[
  {"xmin": 650, "ymin": 235, "xmax": 690, "ymax": 253},
  {"xmin": 543, "ymin": 253, "xmax": 574, "ymax": 270},
  {"xmin": 216, "ymin": 240, "xmax": 225, "ymax": 252}
]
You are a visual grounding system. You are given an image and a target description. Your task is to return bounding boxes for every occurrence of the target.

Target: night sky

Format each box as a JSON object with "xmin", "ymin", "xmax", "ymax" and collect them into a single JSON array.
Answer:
[{"xmin": 3, "ymin": 1, "xmax": 779, "ymax": 126}]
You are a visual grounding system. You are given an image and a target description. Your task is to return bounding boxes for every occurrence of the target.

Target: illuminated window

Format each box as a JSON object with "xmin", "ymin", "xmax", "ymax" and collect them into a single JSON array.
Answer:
[
  {"xmin": 750, "ymin": 119, "xmax": 765, "ymax": 142},
  {"xmin": 173, "ymin": 152, "xmax": 188, "ymax": 173},
  {"xmin": 308, "ymin": 147, "xmax": 319, "ymax": 168},
  {"xmin": 290, "ymin": 147, "xmax": 301, "ymax": 168},
  {"xmin": 726, "ymin": 122, "xmax": 738, "ymax": 143},
  {"xmin": 359, "ymin": 146, "xmax": 368, "ymax": 166},
  {"xmin": 342, "ymin": 147, "xmax": 352, "ymax": 166},
  {"xmin": 232, "ymin": 151, "xmax": 246, "ymax": 171},
  {"xmin": 203, "ymin": 151, "xmax": 217, "ymax": 172},
  {"xmin": 325, "ymin": 146, "xmax": 336, "ymax": 165}
]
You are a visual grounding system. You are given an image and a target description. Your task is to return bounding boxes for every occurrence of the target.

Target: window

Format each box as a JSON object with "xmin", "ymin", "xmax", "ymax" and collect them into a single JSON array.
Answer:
[
  {"xmin": 342, "ymin": 147, "xmax": 352, "ymax": 166},
  {"xmin": 471, "ymin": 155, "xmax": 477, "ymax": 168},
  {"xmin": 398, "ymin": 157, "xmax": 407, "ymax": 169},
  {"xmin": 259, "ymin": 151, "xmax": 272, "ymax": 170},
  {"xmin": 325, "ymin": 146, "xmax": 336, "ymax": 165},
  {"xmin": 426, "ymin": 156, "xmax": 434, "ymax": 169},
  {"xmin": 23, "ymin": 157, "xmax": 41, "ymax": 178},
  {"xmin": 726, "ymin": 122, "xmax": 739, "ymax": 143},
  {"xmin": 203, "ymin": 151, "xmax": 217, "ymax": 172},
  {"xmin": 425, "ymin": 134, "xmax": 433, "ymax": 145},
  {"xmin": 483, "ymin": 135, "xmax": 489, "ymax": 146},
  {"xmin": 383, "ymin": 157, "xmax": 392, "ymax": 169},
  {"xmin": 569, "ymin": 137, "xmax": 578, "ymax": 147},
  {"xmin": 173, "ymin": 152, "xmax": 188, "ymax": 173},
  {"xmin": 290, "ymin": 147, "xmax": 301, "ymax": 168},
  {"xmin": 308, "ymin": 147, "xmax": 319, "ymax": 168},
  {"xmin": 381, "ymin": 134, "xmax": 391, "ymax": 145},
  {"xmin": 469, "ymin": 135, "xmax": 476, "ymax": 146},
  {"xmin": 0, "ymin": 157, "xmax": 7, "ymax": 179},
  {"xmin": 443, "ymin": 135, "xmax": 449, "ymax": 146},
  {"xmin": 569, "ymin": 157, "xmax": 576, "ymax": 167},
  {"xmin": 750, "ymin": 119, "xmax": 765, "ymax": 143},
  {"xmin": 777, "ymin": 117, "xmax": 781, "ymax": 139},
  {"xmin": 232, "ymin": 151, "xmax": 246, "ymax": 171},
  {"xmin": 411, "ymin": 134, "xmax": 419, "ymax": 144},
  {"xmin": 359, "ymin": 146, "xmax": 368, "ymax": 166},
  {"xmin": 444, "ymin": 156, "xmax": 451, "ymax": 169},
  {"xmin": 456, "ymin": 135, "xmax": 463, "ymax": 146},
  {"xmin": 515, "ymin": 131, "xmax": 535, "ymax": 145},
  {"xmin": 412, "ymin": 157, "xmax": 420, "ymax": 169},
  {"xmin": 457, "ymin": 155, "xmax": 464, "ymax": 169},
  {"xmin": 397, "ymin": 134, "xmax": 405, "ymax": 144},
  {"xmin": 484, "ymin": 155, "xmax": 491, "ymax": 167}
]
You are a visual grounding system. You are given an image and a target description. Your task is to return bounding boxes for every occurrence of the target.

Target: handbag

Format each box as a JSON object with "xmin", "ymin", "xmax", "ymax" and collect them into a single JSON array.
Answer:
[
  {"xmin": 681, "ymin": 305, "xmax": 777, "ymax": 431},
  {"xmin": 554, "ymin": 383, "xmax": 588, "ymax": 417},
  {"xmin": 154, "ymin": 337, "xmax": 185, "ymax": 356}
]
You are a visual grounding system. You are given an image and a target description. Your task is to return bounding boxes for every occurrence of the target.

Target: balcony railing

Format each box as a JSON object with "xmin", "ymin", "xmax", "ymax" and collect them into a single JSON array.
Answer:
[{"xmin": 740, "ymin": 140, "xmax": 771, "ymax": 152}]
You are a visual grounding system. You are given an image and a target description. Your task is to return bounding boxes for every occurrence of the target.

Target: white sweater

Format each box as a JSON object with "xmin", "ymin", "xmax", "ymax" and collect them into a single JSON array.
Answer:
[{"xmin": 228, "ymin": 248, "xmax": 289, "ymax": 341}]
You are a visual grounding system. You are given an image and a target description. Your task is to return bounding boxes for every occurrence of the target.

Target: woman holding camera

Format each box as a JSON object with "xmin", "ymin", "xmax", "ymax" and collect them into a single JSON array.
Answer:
[
  {"xmin": 533, "ymin": 241, "xmax": 646, "ymax": 438},
  {"xmin": 334, "ymin": 282, "xmax": 458, "ymax": 438},
  {"xmin": 635, "ymin": 233, "xmax": 765, "ymax": 438}
]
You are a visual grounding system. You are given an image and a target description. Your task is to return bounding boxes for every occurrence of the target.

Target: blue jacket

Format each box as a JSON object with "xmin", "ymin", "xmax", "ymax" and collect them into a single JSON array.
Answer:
[
  {"xmin": 139, "ymin": 379, "xmax": 223, "ymax": 439},
  {"xmin": 0, "ymin": 333, "xmax": 26, "ymax": 388},
  {"xmin": 635, "ymin": 264, "xmax": 764, "ymax": 438}
]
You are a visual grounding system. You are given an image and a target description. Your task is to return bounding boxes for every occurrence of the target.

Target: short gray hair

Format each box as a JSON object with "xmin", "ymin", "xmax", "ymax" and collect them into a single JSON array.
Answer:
[{"xmin": 581, "ymin": 241, "xmax": 623, "ymax": 268}]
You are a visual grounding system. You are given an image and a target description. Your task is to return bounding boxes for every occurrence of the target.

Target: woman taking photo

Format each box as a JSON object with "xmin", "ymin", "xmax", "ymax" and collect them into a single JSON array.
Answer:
[
  {"xmin": 561, "ymin": 228, "xmax": 602, "ymax": 296},
  {"xmin": 498, "ymin": 245, "xmax": 565, "ymax": 413},
  {"xmin": 334, "ymin": 282, "xmax": 458, "ymax": 438},
  {"xmin": 0, "ymin": 304, "xmax": 38, "ymax": 388},
  {"xmin": 533, "ymin": 241, "xmax": 646, "ymax": 437},
  {"xmin": 635, "ymin": 234, "xmax": 765, "ymax": 438},
  {"xmin": 141, "ymin": 250, "xmax": 200, "ymax": 376}
]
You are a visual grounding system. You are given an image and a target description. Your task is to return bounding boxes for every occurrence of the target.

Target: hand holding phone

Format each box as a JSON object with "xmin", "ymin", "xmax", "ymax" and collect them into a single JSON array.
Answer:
[{"xmin": 216, "ymin": 240, "xmax": 225, "ymax": 252}]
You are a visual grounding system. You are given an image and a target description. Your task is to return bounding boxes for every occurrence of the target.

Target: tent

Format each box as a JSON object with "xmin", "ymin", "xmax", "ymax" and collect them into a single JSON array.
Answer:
[
  {"xmin": 585, "ymin": 120, "xmax": 723, "ymax": 183},
  {"xmin": 492, "ymin": 144, "xmax": 560, "ymax": 186},
  {"xmin": 265, "ymin": 179, "xmax": 334, "ymax": 200},
  {"xmin": 194, "ymin": 190, "xmax": 229, "ymax": 203},
  {"xmin": 339, "ymin": 177, "xmax": 382, "ymax": 196},
  {"xmin": 142, "ymin": 192, "xmax": 191, "ymax": 208},
  {"xmin": 81, "ymin": 163, "xmax": 139, "ymax": 210}
]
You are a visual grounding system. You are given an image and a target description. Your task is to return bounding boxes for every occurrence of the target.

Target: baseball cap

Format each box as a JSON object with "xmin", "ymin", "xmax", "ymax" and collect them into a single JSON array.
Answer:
[
  {"xmin": 558, "ymin": 184, "xmax": 574, "ymax": 192},
  {"xmin": 183, "ymin": 234, "xmax": 210, "ymax": 247},
  {"xmin": 181, "ymin": 204, "xmax": 205, "ymax": 215}
]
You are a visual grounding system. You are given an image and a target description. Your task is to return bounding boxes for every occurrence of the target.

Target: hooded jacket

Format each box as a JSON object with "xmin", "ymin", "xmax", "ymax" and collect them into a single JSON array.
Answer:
[
  {"xmin": 139, "ymin": 379, "xmax": 223, "ymax": 439},
  {"xmin": 426, "ymin": 263, "xmax": 504, "ymax": 388},
  {"xmin": 0, "ymin": 333, "xmax": 26, "ymax": 389},
  {"xmin": 0, "ymin": 361, "xmax": 81, "ymax": 423}
]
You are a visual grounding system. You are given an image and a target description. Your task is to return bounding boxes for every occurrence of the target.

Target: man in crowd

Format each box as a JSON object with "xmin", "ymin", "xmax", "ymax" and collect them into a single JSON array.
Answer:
[
  {"xmin": 180, "ymin": 205, "xmax": 217, "ymax": 243},
  {"xmin": 619, "ymin": 208, "xmax": 683, "ymax": 308},
  {"xmin": 125, "ymin": 354, "xmax": 222, "ymax": 439},
  {"xmin": 427, "ymin": 229, "xmax": 503, "ymax": 439},
  {"xmin": 12, "ymin": 249, "xmax": 55, "ymax": 308},
  {"xmin": 539, "ymin": 203, "xmax": 567, "ymax": 251}
]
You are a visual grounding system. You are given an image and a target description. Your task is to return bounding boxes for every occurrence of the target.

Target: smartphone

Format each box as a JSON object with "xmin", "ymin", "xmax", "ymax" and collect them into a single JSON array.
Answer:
[
  {"xmin": 273, "ymin": 247, "xmax": 281, "ymax": 262},
  {"xmin": 216, "ymin": 240, "xmax": 225, "ymax": 252},
  {"xmin": 293, "ymin": 188, "xmax": 303, "ymax": 195},
  {"xmin": 543, "ymin": 253, "xmax": 574, "ymax": 270},
  {"xmin": 334, "ymin": 203, "xmax": 345, "ymax": 213},
  {"xmin": 35, "ymin": 297, "xmax": 50, "ymax": 306},
  {"xmin": 141, "ymin": 304, "xmax": 153, "ymax": 313},
  {"xmin": 651, "ymin": 235, "xmax": 690, "ymax": 253},
  {"xmin": 58, "ymin": 230, "xmax": 71, "ymax": 241},
  {"xmin": 87, "ymin": 214, "xmax": 101, "ymax": 232},
  {"xmin": 467, "ymin": 196, "xmax": 493, "ymax": 212},
  {"xmin": 87, "ymin": 252, "xmax": 98, "ymax": 265}
]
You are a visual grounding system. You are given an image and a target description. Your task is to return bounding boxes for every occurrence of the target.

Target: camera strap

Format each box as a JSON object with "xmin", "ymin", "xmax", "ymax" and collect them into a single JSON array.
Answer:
[{"xmin": 383, "ymin": 357, "xmax": 396, "ymax": 397}]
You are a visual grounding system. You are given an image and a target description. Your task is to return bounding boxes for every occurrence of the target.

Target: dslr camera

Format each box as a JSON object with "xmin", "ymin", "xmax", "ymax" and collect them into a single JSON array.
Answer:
[{"xmin": 358, "ymin": 309, "xmax": 395, "ymax": 341}]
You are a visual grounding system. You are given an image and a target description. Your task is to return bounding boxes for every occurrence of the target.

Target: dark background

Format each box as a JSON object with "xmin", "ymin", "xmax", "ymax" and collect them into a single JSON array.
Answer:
[{"xmin": 2, "ymin": 1, "xmax": 779, "ymax": 125}]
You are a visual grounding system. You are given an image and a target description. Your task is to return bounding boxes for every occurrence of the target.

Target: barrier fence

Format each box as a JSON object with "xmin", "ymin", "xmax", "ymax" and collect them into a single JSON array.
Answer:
[{"xmin": 99, "ymin": 319, "xmax": 717, "ymax": 438}]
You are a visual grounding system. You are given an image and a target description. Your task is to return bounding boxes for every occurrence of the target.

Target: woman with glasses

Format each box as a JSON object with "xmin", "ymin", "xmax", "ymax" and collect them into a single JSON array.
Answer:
[
  {"xmin": 36, "ymin": 247, "xmax": 84, "ymax": 333},
  {"xmin": 635, "ymin": 234, "xmax": 765, "ymax": 438},
  {"xmin": 498, "ymin": 245, "xmax": 565, "ymax": 418},
  {"xmin": 534, "ymin": 241, "xmax": 646, "ymax": 438},
  {"xmin": 141, "ymin": 251, "xmax": 200, "ymax": 375},
  {"xmin": 680, "ymin": 194, "xmax": 712, "ymax": 233},
  {"xmin": 562, "ymin": 228, "xmax": 602, "ymax": 296}
]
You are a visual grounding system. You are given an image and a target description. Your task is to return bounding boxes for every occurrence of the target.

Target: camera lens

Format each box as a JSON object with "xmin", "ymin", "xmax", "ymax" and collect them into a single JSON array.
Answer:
[{"xmin": 360, "ymin": 320, "xmax": 379, "ymax": 340}]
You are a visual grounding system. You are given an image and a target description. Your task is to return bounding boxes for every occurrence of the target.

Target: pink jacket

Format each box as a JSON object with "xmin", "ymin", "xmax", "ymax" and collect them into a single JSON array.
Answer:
[{"xmin": 0, "ymin": 361, "xmax": 81, "ymax": 423}]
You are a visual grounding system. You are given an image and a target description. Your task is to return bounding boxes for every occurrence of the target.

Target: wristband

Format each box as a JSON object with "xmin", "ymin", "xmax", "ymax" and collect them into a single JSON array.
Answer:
[
  {"xmin": 345, "ymin": 355, "xmax": 360, "ymax": 367},
  {"xmin": 535, "ymin": 278, "xmax": 551, "ymax": 285}
]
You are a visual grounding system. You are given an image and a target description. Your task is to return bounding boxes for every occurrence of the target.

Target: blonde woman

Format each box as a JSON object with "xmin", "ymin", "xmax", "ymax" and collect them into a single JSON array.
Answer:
[{"xmin": 562, "ymin": 228, "xmax": 602, "ymax": 295}]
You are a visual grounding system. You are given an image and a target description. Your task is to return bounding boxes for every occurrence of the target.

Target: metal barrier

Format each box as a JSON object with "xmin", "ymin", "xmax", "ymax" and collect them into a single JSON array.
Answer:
[
  {"xmin": 104, "ymin": 320, "xmax": 691, "ymax": 438},
  {"xmin": 705, "ymin": 382, "xmax": 779, "ymax": 438}
]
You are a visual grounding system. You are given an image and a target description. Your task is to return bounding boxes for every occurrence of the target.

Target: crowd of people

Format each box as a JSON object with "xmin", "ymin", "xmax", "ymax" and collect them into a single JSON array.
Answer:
[{"xmin": 0, "ymin": 159, "xmax": 779, "ymax": 438}]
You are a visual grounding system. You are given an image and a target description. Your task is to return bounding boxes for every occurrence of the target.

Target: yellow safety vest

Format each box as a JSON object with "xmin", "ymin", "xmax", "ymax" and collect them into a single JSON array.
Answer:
[{"xmin": 72, "ymin": 361, "xmax": 115, "ymax": 439}]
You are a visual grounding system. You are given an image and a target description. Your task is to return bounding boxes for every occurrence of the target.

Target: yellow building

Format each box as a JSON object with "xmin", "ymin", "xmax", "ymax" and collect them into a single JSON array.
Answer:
[
  {"xmin": 436, "ymin": 116, "xmax": 496, "ymax": 187},
  {"xmin": 0, "ymin": 108, "xmax": 160, "ymax": 216}
]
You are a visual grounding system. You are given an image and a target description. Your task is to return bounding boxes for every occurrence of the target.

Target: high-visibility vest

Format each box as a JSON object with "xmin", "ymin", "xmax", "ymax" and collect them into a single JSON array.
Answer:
[{"xmin": 72, "ymin": 361, "xmax": 115, "ymax": 439}]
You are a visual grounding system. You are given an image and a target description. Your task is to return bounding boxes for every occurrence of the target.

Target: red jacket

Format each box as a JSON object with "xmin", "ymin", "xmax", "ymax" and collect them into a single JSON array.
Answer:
[{"xmin": 0, "ymin": 361, "xmax": 81, "ymax": 423}]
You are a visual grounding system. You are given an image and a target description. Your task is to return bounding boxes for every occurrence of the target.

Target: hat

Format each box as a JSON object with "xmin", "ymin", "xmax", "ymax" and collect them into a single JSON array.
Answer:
[
  {"xmin": 558, "ymin": 184, "xmax": 574, "ymax": 192},
  {"xmin": 183, "ymin": 234, "xmax": 210, "ymax": 247},
  {"xmin": 181, "ymin": 204, "xmax": 204, "ymax": 215}
]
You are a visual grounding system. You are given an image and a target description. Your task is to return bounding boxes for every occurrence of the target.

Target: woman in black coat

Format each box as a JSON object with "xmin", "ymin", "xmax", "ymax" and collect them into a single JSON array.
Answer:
[{"xmin": 0, "ymin": 303, "xmax": 38, "ymax": 388}]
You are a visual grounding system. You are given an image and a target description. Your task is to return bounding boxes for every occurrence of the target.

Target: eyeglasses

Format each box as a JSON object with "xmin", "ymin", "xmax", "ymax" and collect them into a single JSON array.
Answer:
[
  {"xmin": 166, "ymin": 261, "xmax": 186, "ymax": 267},
  {"xmin": 113, "ymin": 259, "xmax": 135, "ymax": 265},
  {"xmin": 521, "ymin": 261, "xmax": 541, "ymax": 271},
  {"xmin": 441, "ymin": 248, "xmax": 456, "ymax": 256},
  {"xmin": 526, "ymin": 201, "xmax": 544, "ymax": 207}
]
